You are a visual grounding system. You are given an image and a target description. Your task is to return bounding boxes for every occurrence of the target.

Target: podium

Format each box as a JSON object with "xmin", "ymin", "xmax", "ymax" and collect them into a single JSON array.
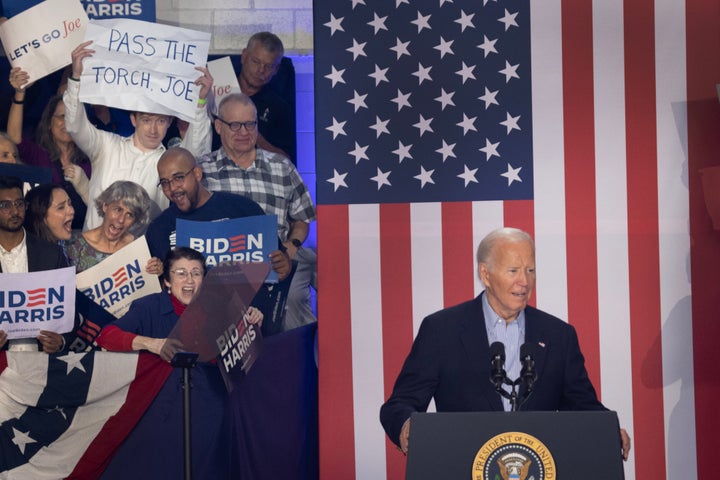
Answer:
[{"xmin": 406, "ymin": 411, "xmax": 624, "ymax": 480}]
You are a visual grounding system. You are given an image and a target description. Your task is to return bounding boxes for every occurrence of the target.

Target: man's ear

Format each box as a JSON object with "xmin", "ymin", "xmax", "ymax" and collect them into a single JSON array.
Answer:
[{"xmin": 478, "ymin": 263, "xmax": 490, "ymax": 287}]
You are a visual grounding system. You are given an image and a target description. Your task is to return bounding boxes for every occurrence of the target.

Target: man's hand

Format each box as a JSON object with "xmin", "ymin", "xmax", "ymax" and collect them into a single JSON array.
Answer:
[
  {"xmin": 37, "ymin": 330, "xmax": 64, "ymax": 354},
  {"xmin": 194, "ymin": 66, "xmax": 213, "ymax": 102},
  {"xmin": 620, "ymin": 428, "xmax": 631, "ymax": 461},
  {"xmin": 70, "ymin": 40, "xmax": 94, "ymax": 78},
  {"xmin": 143, "ymin": 337, "xmax": 184, "ymax": 362},
  {"xmin": 268, "ymin": 249, "xmax": 291, "ymax": 281},
  {"xmin": 399, "ymin": 418, "xmax": 411, "ymax": 454}
]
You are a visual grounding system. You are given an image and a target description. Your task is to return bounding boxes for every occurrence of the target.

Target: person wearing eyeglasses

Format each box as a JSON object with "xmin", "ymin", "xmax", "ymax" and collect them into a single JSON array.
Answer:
[
  {"xmin": 97, "ymin": 245, "xmax": 262, "ymax": 360},
  {"xmin": 95, "ymin": 246, "xmax": 262, "ymax": 477},
  {"xmin": 0, "ymin": 175, "xmax": 71, "ymax": 353},
  {"xmin": 63, "ymin": 40, "xmax": 215, "ymax": 231},
  {"xmin": 199, "ymin": 93, "xmax": 317, "ymax": 331}
]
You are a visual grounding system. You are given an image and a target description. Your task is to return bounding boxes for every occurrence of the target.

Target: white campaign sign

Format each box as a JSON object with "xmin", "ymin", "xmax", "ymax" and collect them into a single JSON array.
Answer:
[
  {"xmin": 75, "ymin": 236, "xmax": 161, "ymax": 318},
  {"xmin": 79, "ymin": 18, "xmax": 210, "ymax": 122},
  {"xmin": 0, "ymin": 266, "xmax": 76, "ymax": 339},
  {"xmin": 0, "ymin": 0, "xmax": 89, "ymax": 83},
  {"xmin": 206, "ymin": 56, "xmax": 241, "ymax": 115}
]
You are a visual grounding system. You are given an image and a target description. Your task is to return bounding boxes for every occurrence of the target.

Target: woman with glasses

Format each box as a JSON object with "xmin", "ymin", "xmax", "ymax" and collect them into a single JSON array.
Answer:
[
  {"xmin": 96, "ymin": 246, "xmax": 262, "ymax": 359},
  {"xmin": 8, "ymin": 67, "xmax": 91, "ymax": 229},
  {"xmin": 65, "ymin": 180, "xmax": 162, "ymax": 274},
  {"xmin": 95, "ymin": 247, "xmax": 262, "ymax": 478}
]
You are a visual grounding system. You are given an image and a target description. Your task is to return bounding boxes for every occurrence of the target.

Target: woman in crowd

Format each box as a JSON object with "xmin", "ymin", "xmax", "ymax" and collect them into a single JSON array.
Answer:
[
  {"xmin": 97, "ymin": 246, "xmax": 263, "ymax": 358},
  {"xmin": 65, "ymin": 180, "xmax": 162, "ymax": 274},
  {"xmin": 23, "ymin": 183, "xmax": 75, "ymax": 244},
  {"xmin": 8, "ymin": 67, "xmax": 91, "ymax": 229},
  {"xmin": 0, "ymin": 132, "xmax": 20, "ymax": 164},
  {"xmin": 96, "ymin": 247, "xmax": 262, "ymax": 477}
]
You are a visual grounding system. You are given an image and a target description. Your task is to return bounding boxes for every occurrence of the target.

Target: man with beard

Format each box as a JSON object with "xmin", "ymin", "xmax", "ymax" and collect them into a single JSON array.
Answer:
[
  {"xmin": 145, "ymin": 147, "xmax": 290, "ymax": 281},
  {"xmin": 0, "ymin": 175, "xmax": 70, "ymax": 353}
]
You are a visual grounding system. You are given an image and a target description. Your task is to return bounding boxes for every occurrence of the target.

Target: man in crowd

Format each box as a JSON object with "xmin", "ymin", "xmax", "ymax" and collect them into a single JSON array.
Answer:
[
  {"xmin": 64, "ymin": 40, "xmax": 214, "ymax": 231},
  {"xmin": 199, "ymin": 93, "xmax": 316, "ymax": 331},
  {"xmin": 145, "ymin": 146, "xmax": 290, "ymax": 281},
  {"xmin": 0, "ymin": 175, "xmax": 68, "ymax": 353},
  {"xmin": 380, "ymin": 227, "xmax": 631, "ymax": 460},
  {"xmin": 235, "ymin": 31, "xmax": 295, "ymax": 163}
]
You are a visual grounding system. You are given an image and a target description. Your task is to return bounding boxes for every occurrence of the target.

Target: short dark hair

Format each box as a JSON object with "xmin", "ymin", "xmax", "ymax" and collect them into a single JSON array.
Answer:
[
  {"xmin": 0, "ymin": 175, "xmax": 23, "ymax": 192},
  {"xmin": 162, "ymin": 247, "xmax": 207, "ymax": 284},
  {"xmin": 246, "ymin": 31, "xmax": 284, "ymax": 56},
  {"xmin": 24, "ymin": 183, "xmax": 67, "ymax": 242}
]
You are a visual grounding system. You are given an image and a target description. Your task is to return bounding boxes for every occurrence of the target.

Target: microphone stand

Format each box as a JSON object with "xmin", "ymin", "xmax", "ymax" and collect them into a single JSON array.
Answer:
[{"xmin": 171, "ymin": 352, "xmax": 199, "ymax": 480}]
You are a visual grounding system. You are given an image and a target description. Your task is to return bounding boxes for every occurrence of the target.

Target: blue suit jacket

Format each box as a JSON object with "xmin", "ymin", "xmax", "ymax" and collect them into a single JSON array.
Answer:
[{"xmin": 379, "ymin": 293, "xmax": 605, "ymax": 448}]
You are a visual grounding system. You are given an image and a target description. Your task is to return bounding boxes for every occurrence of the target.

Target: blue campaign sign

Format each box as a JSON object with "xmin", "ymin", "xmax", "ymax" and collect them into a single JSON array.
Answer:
[
  {"xmin": 2, "ymin": 1, "xmax": 155, "ymax": 21},
  {"xmin": 175, "ymin": 215, "xmax": 279, "ymax": 283}
]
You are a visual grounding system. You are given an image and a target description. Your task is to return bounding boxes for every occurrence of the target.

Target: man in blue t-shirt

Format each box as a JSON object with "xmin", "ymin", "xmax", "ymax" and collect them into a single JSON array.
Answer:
[{"xmin": 146, "ymin": 147, "xmax": 290, "ymax": 282}]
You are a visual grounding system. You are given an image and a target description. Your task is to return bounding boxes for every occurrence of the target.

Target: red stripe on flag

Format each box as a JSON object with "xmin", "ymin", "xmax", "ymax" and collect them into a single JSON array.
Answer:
[
  {"xmin": 623, "ymin": 1, "xmax": 667, "ymax": 477},
  {"xmin": 69, "ymin": 353, "xmax": 171, "ymax": 479},
  {"xmin": 686, "ymin": 1, "xmax": 720, "ymax": 478},
  {"xmin": 379, "ymin": 204, "xmax": 414, "ymax": 480},
  {"xmin": 561, "ymin": 0, "xmax": 601, "ymax": 393},
  {"xmin": 441, "ymin": 202, "xmax": 475, "ymax": 307},
  {"xmin": 317, "ymin": 204, "xmax": 356, "ymax": 480}
]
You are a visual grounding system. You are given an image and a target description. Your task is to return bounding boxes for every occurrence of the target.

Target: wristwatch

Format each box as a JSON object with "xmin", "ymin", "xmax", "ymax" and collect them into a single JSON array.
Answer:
[{"xmin": 290, "ymin": 238, "xmax": 303, "ymax": 248}]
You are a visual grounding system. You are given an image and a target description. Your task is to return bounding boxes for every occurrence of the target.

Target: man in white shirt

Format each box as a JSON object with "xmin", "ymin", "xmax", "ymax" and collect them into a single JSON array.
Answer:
[
  {"xmin": 64, "ymin": 40, "xmax": 214, "ymax": 231},
  {"xmin": 0, "ymin": 176, "xmax": 69, "ymax": 353}
]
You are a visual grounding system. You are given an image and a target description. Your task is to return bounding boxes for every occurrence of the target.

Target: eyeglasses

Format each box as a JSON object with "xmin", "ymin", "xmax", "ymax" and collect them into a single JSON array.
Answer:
[
  {"xmin": 170, "ymin": 268, "xmax": 204, "ymax": 280},
  {"xmin": 215, "ymin": 117, "xmax": 258, "ymax": 132},
  {"xmin": 0, "ymin": 199, "xmax": 27, "ymax": 211},
  {"xmin": 157, "ymin": 167, "xmax": 195, "ymax": 189}
]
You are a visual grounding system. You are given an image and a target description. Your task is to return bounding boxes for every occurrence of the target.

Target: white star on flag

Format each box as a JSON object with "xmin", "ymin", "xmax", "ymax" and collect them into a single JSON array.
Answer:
[
  {"xmin": 369, "ymin": 64, "xmax": 389, "ymax": 86},
  {"xmin": 457, "ymin": 113, "xmax": 477, "ymax": 135},
  {"xmin": 500, "ymin": 112, "xmax": 521, "ymax": 134},
  {"xmin": 12, "ymin": 427, "xmax": 36, "ymax": 454},
  {"xmin": 390, "ymin": 38, "xmax": 411, "ymax": 59},
  {"xmin": 58, "ymin": 352, "xmax": 87, "ymax": 374},
  {"xmin": 434, "ymin": 37, "xmax": 454, "ymax": 58},
  {"xmin": 392, "ymin": 141, "xmax": 413, "ymax": 163},
  {"xmin": 479, "ymin": 87, "xmax": 500, "ymax": 109},
  {"xmin": 367, "ymin": 13, "xmax": 388, "ymax": 34},
  {"xmin": 435, "ymin": 88, "xmax": 456, "ymax": 110},
  {"xmin": 348, "ymin": 142, "xmax": 369, "ymax": 164},
  {"xmin": 347, "ymin": 90, "xmax": 368, "ymax": 112},
  {"xmin": 499, "ymin": 60, "xmax": 520, "ymax": 83},
  {"xmin": 346, "ymin": 39, "xmax": 367, "ymax": 60},
  {"xmin": 412, "ymin": 63, "xmax": 433, "ymax": 84},
  {"xmin": 391, "ymin": 89, "xmax": 412, "ymax": 111},
  {"xmin": 325, "ymin": 66, "xmax": 346, "ymax": 87},
  {"xmin": 457, "ymin": 164, "xmax": 479, "ymax": 187},
  {"xmin": 327, "ymin": 169, "xmax": 348, "ymax": 191},
  {"xmin": 436, "ymin": 140, "xmax": 457, "ymax": 162},
  {"xmin": 326, "ymin": 117, "xmax": 347, "ymax": 139},
  {"xmin": 369, "ymin": 116, "xmax": 390, "ymax": 138},
  {"xmin": 413, "ymin": 115, "xmax": 434, "ymax": 136},
  {"xmin": 477, "ymin": 35, "xmax": 498, "ymax": 58},
  {"xmin": 411, "ymin": 12, "xmax": 432, "ymax": 33},
  {"xmin": 370, "ymin": 168, "xmax": 392, "ymax": 190},
  {"xmin": 324, "ymin": 14, "xmax": 344, "ymax": 36},
  {"xmin": 456, "ymin": 62, "xmax": 476, "ymax": 84},
  {"xmin": 498, "ymin": 9, "xmax": 519, "ymax": 31},
  {"xmin": 455, "ymin": 10, "xmax": 475, "ymax": 32},
  {"xmin": 414, "ymin": 166, "xmax": 435, "ymax": 188},
  {"xmin": 480, "ymin": 138, "xmax": 501, "ymax": 160},
  {"xmin": 501, "ymin": 163, "xmax": 522, "ymax": 185}
]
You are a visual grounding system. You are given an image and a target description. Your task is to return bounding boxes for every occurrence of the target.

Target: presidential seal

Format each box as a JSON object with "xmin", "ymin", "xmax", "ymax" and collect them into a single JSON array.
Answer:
[{"xmin": 472, "ymin": 432, "xmax": 556, "ymax": 480}]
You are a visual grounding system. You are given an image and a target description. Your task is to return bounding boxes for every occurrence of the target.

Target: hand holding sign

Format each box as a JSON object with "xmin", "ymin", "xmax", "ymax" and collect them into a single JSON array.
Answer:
[
  {"xmin": 194, "ymin": 65, "xmax": 214, "ymax": 104},
  {"xmin": 71, "ymin": 40, "xmax": 95, "ymax": 78}
]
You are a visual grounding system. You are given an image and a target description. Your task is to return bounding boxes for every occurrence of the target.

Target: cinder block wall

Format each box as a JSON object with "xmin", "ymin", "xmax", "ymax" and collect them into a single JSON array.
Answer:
[{"xmin": 156, "ymin": 0, "xmax": 313, "ymax": 55}]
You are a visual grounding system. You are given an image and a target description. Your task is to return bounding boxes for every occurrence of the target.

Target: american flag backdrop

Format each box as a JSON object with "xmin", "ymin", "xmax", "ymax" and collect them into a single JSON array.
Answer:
[{"xmin": 314, "ymin": 1, "xmax": 719, "ymax": 480}]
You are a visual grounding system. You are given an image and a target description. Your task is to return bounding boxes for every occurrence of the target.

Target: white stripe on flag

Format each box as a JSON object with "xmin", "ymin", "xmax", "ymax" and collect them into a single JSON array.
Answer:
[
  {"xmin": 471, "ymin": 201, "xmax": 505, "ymax": 298},
  {"xmin": 410, "ymin": 203, "xmax": 444, "ymax": 337},
  {"xmin": 654, "ymin": 0, "xmax": 696, "ymax": 478},
  {"xmin": 348, "ymin": 204, "xmax": 387, "ymax": 480},
  {"xmin": 530, "ymin": 0, "xmax": 569, "ymax": 317}
]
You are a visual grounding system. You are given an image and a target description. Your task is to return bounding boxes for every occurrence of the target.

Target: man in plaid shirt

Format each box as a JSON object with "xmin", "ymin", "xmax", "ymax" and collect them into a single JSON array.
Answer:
[{"xmin": 198, "ymin": 93, "xmax": 317, "ymax": 330}]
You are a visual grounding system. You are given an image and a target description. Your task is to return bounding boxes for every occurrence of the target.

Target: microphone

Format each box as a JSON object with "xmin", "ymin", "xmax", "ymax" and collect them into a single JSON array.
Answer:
[
  {"xmin": 489, "ymin": 341, "xmax": 506, "ymax": 389},
  {"xmin": 520, "ymin": 343, "xmax": 537, "ymax": 391}
]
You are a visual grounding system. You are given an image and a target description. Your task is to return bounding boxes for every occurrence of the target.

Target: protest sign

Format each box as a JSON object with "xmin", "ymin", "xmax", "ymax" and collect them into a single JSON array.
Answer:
[
  {"xmin": 79, "ymin": 18, "xmax": 210, "ymax": 122},
  {"xmin": 169, "ymin": 262, "xmax": 269, "ymax": 390},
  {"xmin": 0, "ymin": 266, "xmax": 76, "ymax": 339},
  {"xmin": 206, "ymin": 56, "xmax": 241, "ymax": 115},
  {"xmin": 175, "ymin": 214, "xmax": 279, "ymax": 282},
  {"xmin": 75, "ymin": 236, "xmax": 161, "ymax": 318},
  {"xmin": 0, "ymin": 0, "xmax": 89, "ymax": 84}
]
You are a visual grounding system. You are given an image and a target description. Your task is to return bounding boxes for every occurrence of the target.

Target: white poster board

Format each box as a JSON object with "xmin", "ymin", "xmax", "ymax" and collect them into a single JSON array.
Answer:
[
  {"xmin": 79, "ymin": 18, "xmax": 210, "ymax": 122},
  {"xmin": 75, "ymin": 236, "xmax": 161, "ymax": 318},
  {"xmin": 0, "ymin": 0, "xmax": 90, "ymax": 83},
  {"xmin": 206, "ymin": 56, "xmax": 241, "ymax": 115},
  {"xmin": 0, "ymin": 266, "xmax": 76, "ymax": 339}
]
